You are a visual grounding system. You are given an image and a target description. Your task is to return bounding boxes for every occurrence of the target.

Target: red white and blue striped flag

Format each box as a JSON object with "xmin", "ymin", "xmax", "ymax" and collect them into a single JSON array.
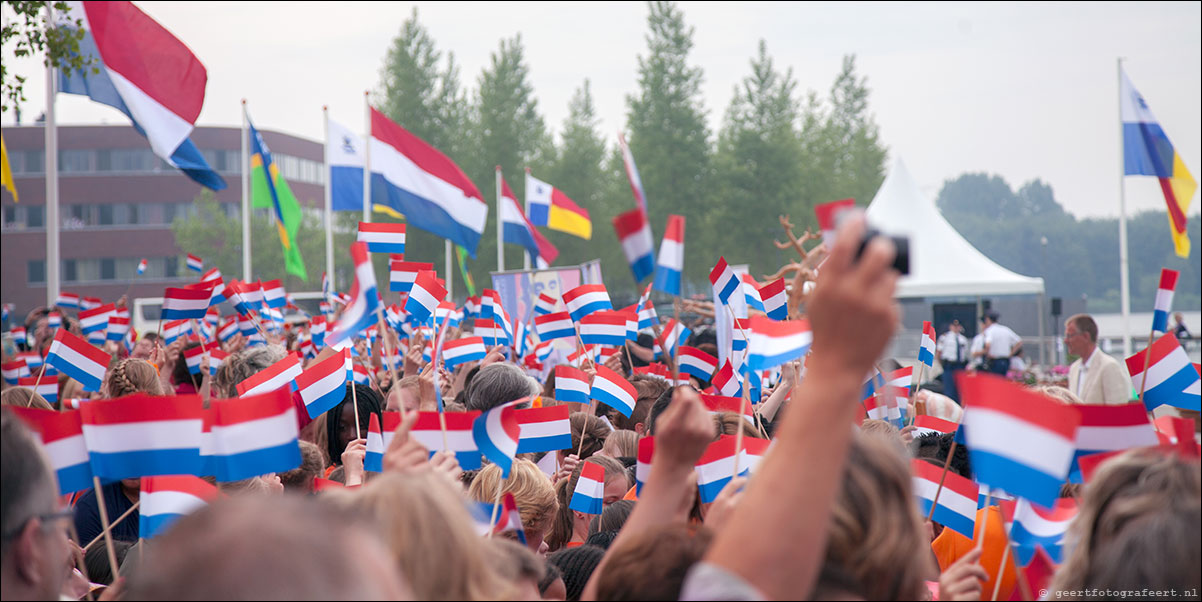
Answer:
[
  {"xmin": 80, "ymin": 394, "xmax": 205, "ymax": 479},
  {"xmin": 46, "ymin": 329, "xmax": 109, "ymax": 392},
  {"xmin": 652, "ymin": 215, "xmax": 685, "ymax": 296},
  {"xmin": 140, "ymin": 476, "xmax": 218, "ymax": 538},
  {"xmin": 327, "ymin": 242, "xmax": 382, "ymax": 348},
  {"xmin": 1151, "ymin": 268, "xmax": 1179, "ymax": 334},
  {"xmin": 1126, "ymin": 334, "xmax": 1201, "ymax": 412},
  {"xmin": 186, "ymin": 253, "xmax": 204, "ymax": 272}
]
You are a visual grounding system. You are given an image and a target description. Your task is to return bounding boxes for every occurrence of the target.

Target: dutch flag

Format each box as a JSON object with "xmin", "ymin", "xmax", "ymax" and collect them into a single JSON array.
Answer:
[
  {"xmin": 79, "ymin": 394, "xmax": 205, "ymax": 479},
  {"xmin": 293, "ymin": 350, "xmax": 346, "ymax": 419},
  {"xmin": 613, "ymin": 208, "xmax": 655, "ymax": 283},
  {"xmin": 554, "ymin": 366, "xmax": 591, "ymax": 405},
  {"xmin": 563, "ymin": 284, "xmax": 612, "ymax": 323},
  {"xmin": 701, "ymin": 393, "xmax": 754, "ymax": 426},
  {"xmin": 1003, "ymin": 498, "xmax": 1077, "ymax": 565},
  {"xmin": 443, "ymin": 337, "xmax": 487, "ymax": 369},
  {"xmin": 186, "ymin": 253, "xmax": 204, "ymax": 272},
  {"xmin": 235, "ymin": 353, "xmax": 302, "ymax": 398},
  {"xmin": 694, "ymin": 435, "xmax": 771, "ymax": 504},
  {"xmin": 208, "ymin": 389, "xmax": 300, "ymax": 482},
  {"xmin": 1069, "ymin": 402, "xmax": 1158, "ymax": 482},
  {"xmin": 137, "ymin": 258, "xmax": 148, "ymax": 275},
  {"xmin": 55, "ymin": 292, "xmax": 81, "ymax": 309},
  {"xmin": 535, "ymin": 312, "xmax": 575, "ymax": 342},
  {"xmin": 912, "ymin": 415, "xmax": 959, "ymax": 438},
  {"xmin": 472, "ymin": 401, "xmax": 523, "ymax": 477},
  {"xmin": 1125, "ymin": 334, "xmax": 1201, "ymax": 411},
  {"xmin": 161, "ymin": 319, "xmax": 192, "ymax": 346},
  {"xmin": 515, "ymin": 404, "xmax": 572, "ymax": 453},
  {"xmin": 579, "ymin": 311, "xmax": 628, "ymax": 347},
  {"xmin": 327, "ymin": 242, "xmax": 382, "ymax": 348},
  {"xmin": 208, "ymin": 348, "xmax": 228, "ymax": 376},
  {"xmin": 742, "ymin": 275, "xmax": 765, "ymax": 312},
  {"xmin": 534, "ymin": 293, "xmax": 559, "ymax": 316},
  {"xmin": 183, "ymin": 342, "xmax": 213, "ymax": 376},
  {"xmin": 46, "ymin": 329, "xmax": 109, "ymax": 392},
  {"xmin": 162, "ymin": 286, "xmax": 211, "ymax": 321},
  {"xmin": 569, "ymin": 461, "xmax": 606, "ymax": 514},
  {"xmin": 652, "ymin": 215, "xmax": 685, "ymax": 296},
  {"xmin": 814, "ymin": 198, "xmax": 856, "ymax": 247},
  {"xmin": 1151, "ymin": 268, "xmax": 1179, "ymax": 334},
  {"xmin": 708, "ymin": 257, "xmax": 740, "ymax": 305},
  {"xmin": 911, "ymin": 458, "xmax": 977, "ymax": 538},
  {"xmin": 139, "ymin": 476, "xmax": 218, "ymax": 538},
  {"xmin": 405, "ymin": 270, "xmax": 447, "ymax": 324},
  {"xmin": 79, "ymin": 303, "xmax": 116, "ymax": 335},
  {"xmin": 746, "ymin": 316, "xmax": 812, "ymax": 372},
  {"xmin": 678, "ymin": 346, "xmax": 719, "ymax": 383},
  {"xmin": 590, "ymin": 366, "xmax": 637, "ymax": 418},
  {"xmin": 357, "ymin": 222, "xmax": 407, "ymax": 255},
  {"xmin": 758, "ymin": 278, "xmax": 788, "ymax": 321},
  {"xmin": 474, "ymin": 319, "xmax": 510, "ymax": 347},
  {"xmin": 410, "ymin": 411, "xmax": 484, "ymax": 471},
  {"xmin": 711, "ymin": 361, "xmax": 742, "ymax": 398},
  {"xmin": 919, "ymin": 321, "xmax": 937, "ymax": 367},
  {"xmin": 8, "ymin": 407, "xmax": 94, "ymax": 494},
  {"xmin": 261, "ymin": 279, "xmax": 287, "ymax": 309},
  {"xmin": 636, "ymin": 436, "xmax": 654, "ymax": 494}
]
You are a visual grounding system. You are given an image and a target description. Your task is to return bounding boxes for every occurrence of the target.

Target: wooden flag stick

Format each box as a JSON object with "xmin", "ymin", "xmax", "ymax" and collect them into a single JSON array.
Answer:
[
  {"xmin": 573, "ymin": 324, "xmax": 595, "ymax": 370},
  {"xmin": 487, "ymin": 473, "xmax": 509, "ymax": 536},
  {"xmin": 670, "ymin": 298, "xmax": 682, "ymax": 385},
  {"xmin": 732, "ymin": 373, "xmax": 751, "ymax": 479},
  {"xmin": 83, "ymin": 501, "xmax": 140, "ymax": 551},
  {"xmin": 349, "ymin": 378, "xmax": 362, "ymax": 440},
  {"xmin": 1136, "ymin": 329, "xmax": 1156, "ymax": 408},
  {"xmin": 974, "ymin": 492, "xmax": 993, "ymax": 552},
  {"xmin": 990, "ymin": 538, "xmax": 1013, "ymax": 601},
  {"xmin": 91, "ymin": 477, "xmax": 121, "ymax": 583},
  {"xmin": 374, "ymin": 307, "xmax": 403, "ymax": 396},
  {"xmin": 926, "ymin": 437, "xmax": 960, "ymax": 521},
  {"xmin": 430, "ymin": 316, "xmax": 452, "ymax": 450}
]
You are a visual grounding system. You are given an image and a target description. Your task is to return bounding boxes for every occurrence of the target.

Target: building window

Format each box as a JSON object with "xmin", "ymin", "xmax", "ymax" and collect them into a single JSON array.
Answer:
[
  {"xmin": 25, "ymin": 205, "xmax": 43, "ymax": 228},
  {"xmin": 98, "ymin": 204, "xmax": 114, "ymax": 226},
  {"xmin": 3, "ymin": 206, "xmax": 15, "ymax": 227},
  {"xmin": 28, "ymin": 260, "xmax": 45, "ymax": 285},
  {"xmin": 63, "ymin": 259, "xmax": 77, "ymax": 282},
  {"xmin": 165, "ymin": 255, "xmax": 179, "ymax": 276},
  {"xmin": 100, "ymin": 258, "xmax": 116, "ymax": 280},
  {"xmin": 128, "ymin": 203, "xmax": 140, "ymax": 225},
  {"xmin": 59, "ymin": 150, "xmax": 95, "ymax": 173}
]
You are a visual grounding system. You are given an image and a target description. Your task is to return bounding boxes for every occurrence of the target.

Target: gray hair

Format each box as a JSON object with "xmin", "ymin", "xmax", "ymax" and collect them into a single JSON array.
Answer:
[
  {"xmin": 462, "ymin": 363, "xmax": 539, "ymax": 412},
  {"xmin": 1, "ymin": 411, "xmax": 57, "ymax": 554},
  {"xmin": 214, "ymin": 345, "xmax": 289, "ymax": 398}
]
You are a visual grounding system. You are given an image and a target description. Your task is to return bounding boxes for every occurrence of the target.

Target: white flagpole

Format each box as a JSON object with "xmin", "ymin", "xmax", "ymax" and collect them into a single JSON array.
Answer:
[
  {"xmin": 445, "ymin": 240, "xmax": 454, "ymax": 299},
  {"xmin": 496, "ymin": 166, "xmax": 504, "ymax": 272},
  {"xmin": 522, "ymin": 168, "xmax": 532, "ymax": 270},
  {"xmin": 362, "ymin": 91, "xmax": 371, "ymax": 224},
  {"xmin": 1117, "ymin": 58, "xmax": 1132, "ymax": 357},
  {"xmin": 323, "ymin": 106, "xmax": 335, "ymax": 290},
  {"xmin": 44, "ymin": 17, "xmax": 60, "ymax": 307},
  {"xmin": 241, "ymin": 99, "xmax": 251, "ymax": 281}
]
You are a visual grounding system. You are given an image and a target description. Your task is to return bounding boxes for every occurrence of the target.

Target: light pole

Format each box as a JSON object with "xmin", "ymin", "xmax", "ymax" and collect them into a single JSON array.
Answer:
[{"xmin": 1040, "ymin": 236, "xmax": 1048, "ymax": 366}]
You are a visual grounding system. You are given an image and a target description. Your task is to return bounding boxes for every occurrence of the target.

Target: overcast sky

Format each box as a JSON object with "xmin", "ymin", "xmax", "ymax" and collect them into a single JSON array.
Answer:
[{"xmin": 5, "ymin": 1, "xmax": 1200, "ymax": 218}]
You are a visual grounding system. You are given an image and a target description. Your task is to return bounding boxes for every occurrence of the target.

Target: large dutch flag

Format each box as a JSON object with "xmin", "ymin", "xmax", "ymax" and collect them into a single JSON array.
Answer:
[
  {"xmin": 79, "ymin": 394, "xmax": 205, "ymax": 479},
  {"xmin": 57, "ymin": 2, "xmax": 225, "ymax": 190},
  {"xmin": 208, "ymin": 389, "xmax": 300, "ymax": 482},
  {"xmin": 368, "ymin": 107, "xmax": 488, "ymax": 255}
]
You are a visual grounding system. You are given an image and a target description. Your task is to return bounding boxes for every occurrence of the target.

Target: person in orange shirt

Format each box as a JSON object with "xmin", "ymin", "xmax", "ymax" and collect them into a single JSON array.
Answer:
[{"xmin": 932, "ymin": 504, "xmax": 1018, "ymax": 600}]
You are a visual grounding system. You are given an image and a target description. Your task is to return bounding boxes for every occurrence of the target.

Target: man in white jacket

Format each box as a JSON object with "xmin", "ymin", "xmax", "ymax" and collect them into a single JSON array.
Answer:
[{"xmin": 1065, "ymin": 314, "xmax": 1131, "ymax": 405}]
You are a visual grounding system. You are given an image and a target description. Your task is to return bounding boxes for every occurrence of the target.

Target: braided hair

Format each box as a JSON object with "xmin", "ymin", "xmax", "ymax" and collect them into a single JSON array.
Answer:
[
  {"xmin": 104, "ymin": 359, "xmax": 164, "ymax": 398},
  {"xmin": 324, "ymin": 383, "xmax": 383, "ymax": 465}
]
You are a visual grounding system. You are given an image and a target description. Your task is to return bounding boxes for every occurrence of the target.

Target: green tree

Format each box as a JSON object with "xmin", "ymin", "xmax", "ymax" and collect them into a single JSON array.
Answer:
[
  {"xmin": 822, "ymin": 55, "xmax": 887, "ymax": 206},
  {"xmin": 544, "ymin": 81, "xmax": 611, "ymax": 268},
  {"xmin": 374, "ymin": 7, "xmax": 471, "ymax": 289},
  {"xmin": 712, "ymin": 40, "xmax": 806, "ymax": 280},
  {"xmin": 1, "ymin": 1, "xmax": 94, "ymax": 114},
  {"xmin": 463, "ymin": 34, "xmax": 552, "ymax": 277},
  {"xmin": 626, "ymin": 0, "xmax": 711, "ymax": 287}
]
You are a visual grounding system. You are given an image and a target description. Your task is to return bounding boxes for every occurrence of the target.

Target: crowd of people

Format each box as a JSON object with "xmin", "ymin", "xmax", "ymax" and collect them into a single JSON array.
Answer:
[{"xmin": 2, "ymin": 217, "xmax": 1199, "ymax": 601}]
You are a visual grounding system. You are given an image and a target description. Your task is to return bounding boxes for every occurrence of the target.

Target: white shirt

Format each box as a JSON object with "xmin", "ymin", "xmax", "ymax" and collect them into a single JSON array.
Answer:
[
  {"xmin": 937, "ymin": 331, "xmax": 969, "ymax": 362},
  {"xmin": 983, "ymin": 323, "xmax": 1021, "ymax": 359},
  {"xmin": 1075, "ymin": 347, "xmax": 1098, "ymax": 397}
]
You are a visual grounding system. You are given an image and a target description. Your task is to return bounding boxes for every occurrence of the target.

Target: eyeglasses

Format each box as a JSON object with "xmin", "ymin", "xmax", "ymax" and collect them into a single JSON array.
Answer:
[{"xmin": 1, "ymin": 508, "xmax": 74, "ymax": 541}]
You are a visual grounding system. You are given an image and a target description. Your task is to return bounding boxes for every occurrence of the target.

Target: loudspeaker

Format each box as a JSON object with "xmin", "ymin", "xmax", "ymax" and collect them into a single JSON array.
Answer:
[
  {"xmin": 1051, "ymin": 297, "xmax": 1062, "ymax": 316},
  {"xmin": 981, "ymin": 299, "xmax": 992, "ymax": 312}
]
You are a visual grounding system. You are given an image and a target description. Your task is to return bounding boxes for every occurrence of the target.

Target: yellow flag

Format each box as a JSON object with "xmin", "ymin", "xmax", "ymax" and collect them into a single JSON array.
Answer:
[{"xmin": 0, "ymin": 134, "xmax": 17, "ymax": 203}]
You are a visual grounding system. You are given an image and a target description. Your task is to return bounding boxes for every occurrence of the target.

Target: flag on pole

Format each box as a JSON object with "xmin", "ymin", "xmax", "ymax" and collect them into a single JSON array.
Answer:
[
  {"xmin": 139, "ymin": 476, "xmax": 218, "ymax": 538},
  {"xmin": 368, "ymin": 107, "xmax": 487, "ymax": 255},
  {"xmin": 652, "ymin": 215, "xmax": 685, "ymax": 296},
  {"xmin": 569, "ymin": 461, "xmax": 605, "ymax": 514},
  {"xmin": 617, "ymin": 133, "xmax": 647, "ymax": 213},
  {"xmin": 8, "ymin": 407, "xmax": 92, "ymax": 494},
  {"xmin": 708, "ymin": 257, "xmax": 740, "ymax": 305},
  {"xmin": 1121, "ymin": 69, "xmax": 1196, "ymax": 258},
  {"xmin": 472, "ymin": 400, "xmax": 523, "ymax": 477},
  {"xmin": 405, "ymin": 271, "xmax": 447, "ymax": 323},
  {"xmin": 579, "ymin": 312, "xmax": 628, "ymax": 347},
  {"xmin": 249, "ymin": 119, "xmax": 307, "ymax": 279},
  {"xmin": 526, "ymin": 171, "xmax": 591, "ymax": 239},
  {"xmin": 1151, "ymin": 268, "xmax": 1179, "ymax": 334},
  {"xmin": 678, "ymin": 346, "xmax": 719, "ymax": 382},
  {"xmin": 515, "ymin": 405, "xmax": 572, "ymax": 453},
  {"xmin": 746, "ymin": 316, "xmax": 813, "ymax": 372},
  {"xmin": 1125, "ymin": 335, "xmax": 1201, "ymax": 411},
  {"xmin": 327, "ymin": 117, "xmax": 366, "ymax": 212},
  {"xmin": 186, "ymin": 254, "xmax": 204, "ymax": 272},
  {"xmin": 1004, "ymin": 498, "xmax": 1078, "ymax": 565},
  {"xmin": 534, "ymin": 293, "xmax": 558, "ymax": 316},
  {"xmin": 742, "ymin": 275, "xmax": 765, "ymax": 312},
  {"xmin": 45, "ymin": 329, "xmax": 109, "ymax": 392},
  {"xmin": 501, "ymin": 177, "xmax": 558, "ymax": 266},
  {"xmin": 590, "ymin": 366, "xmax": 636, "ymax": 418},
  {"xmin": 208, "ymin": 389, "xmax": 300, "ymax": 482},
  {"xmin": 911, "ymin": 458, "xmax": 977, "ymax": 538},
  {"xmin": 562, "ymin": 284, "xmax": 612, "ymax": 323},
  {"xmin": 758, "ymin": 278, "xmax": 787, "ymax": 320},
  {"xmin": 919, "ymin": 321, "xmax": 937, "ymax": 367},
  {"xmin": 80, "ymin": 394, "xmax": 205, "ymax": 479},
  {"xmin": 327, "ymin": 242, "xmax": 382, "ymax": 347},
  {"xmin": 1068, "ymin": 403, "xmax": 1157, "ymax": 482},
  {"xmin": 79, "ymin": 303, "xmax": 115, "ymax": 334},
  {"xmin": 56, "ymin": 1, "xmax": 225, "ymax": 190},
  {"xmin": 389, "ymin": 259, "xmax": 434, "ymax": 293},
  {"xmin": 357, "ymin": 222, "xmax": 407, "ymax": 254},
  {"xmin": 711, "ymin": 361, "xmax": 742, "ymax": 397},
  {"xmin": 443, "ymin": 337, "xmax": 488, "ymax": 369},
  {"xmin": 409, "ymin": 411, "xmax": 483, "ymax": 470},
  {"xmin": 235, "ymin": 354, "xmax": 302, "ymax": 397},
  {"xmin": 613, "ymin": 208, "xmax": 655, "ymax": 282},
  {"xmin": 136, "ymin": 258, "xmax": 148, "ymax": 275},
  {"xmin": 554, "ymin": 366, "xmax": 590, "ymax": 404},
  {"xmin": 162, "ymin": 287, "xmax": 210, "ymax": 320},
  {"xmin": 55, "ymin": 292, "xmax": 81, "ymax": 309},
  {"xmin": 814, "ymin": 199, "xmax": 856, "ymax": 248}
]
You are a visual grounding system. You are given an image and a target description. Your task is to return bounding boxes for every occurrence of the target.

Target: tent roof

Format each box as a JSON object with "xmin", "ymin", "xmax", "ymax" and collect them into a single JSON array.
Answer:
[{"xmin": 865, "ymin": 159, "xmax": 1045, "ymax": 298}]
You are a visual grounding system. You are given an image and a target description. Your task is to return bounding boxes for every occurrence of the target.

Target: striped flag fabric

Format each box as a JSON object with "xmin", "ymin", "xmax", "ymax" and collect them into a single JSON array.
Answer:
[
  {"xmin": 534, "ymin": 312, "xmax": 575, "ymax": 342},
  {"xmin": 10, "ymin": 326, "xmax": 26, "ymax": 346},
  {"xmin": 758, "ymin": 278, "xmax": 788, "ymax": 321},
  {"xmin": 1125, "ymin": 334, "xmax": 1201, "ymax": 411},
  {"xmin": 708, "ymin": 257, "xmax": 740, "ymax": 304},
  {"xmin": 137, "ymin": 258, "xmax": 148, "ymax": 275},
  {"xmin": 590, "ymin": 366, "xmax": 636, "ymax": 418},
  {"xmin": 554, "ymin": 366, "xmax": 591, "ymax": 404},
  {"xmin": 46, "ymin": 312, "xmax": 62, "ymax": 329},
  {"xmin": 912, "ymin": 415, "xmax": 959, "ymax": 438},
  {"xmin": 208, "ymin": 389, "xmax": 300, "ymax": 482},
  {"xmin": 472, "ymin": 400, "xmax": 523, "ymax": 477},
  {"xmin": 81, "ymin": 297, "xmax": 103, "ymax": 311},
  {"xmin": 18, "ymin": 352, "xmax": 43, "ymax": 372},
  {"xmin": 161, "ymin": 319, "xmax": 193, "ymax": 346},
  {"xmin": 474, "ymin": 319, "xmax": 510, "ymax": 347},
  {"xmin": 208, "ymin": 348, "xmax": 228, "ymax": 376},
  {"xmin": 613, "ymin": 208, "xmax": 655, "ymax": 282},
  {"xmin": 919, "ymin": 321, "xmax": 937, "ymax": 367},
  {"xmin": 294, "ymin": 350, "xmax": 347, "ymax": 418},
  {"xmin": 526, "ymin": 171, "xmax": 591, "ymax": 240},
  {"xmin": 580, "ymin": 311, "xmax": 628, "ymax": 347},
  {"xmin": 534, "ymin": 293, "xmax": 558, "ymax": 316},
  {"xmin": 139, "ymin": 476, "xmax": 218, "ymax": 538},
  {"xmin": 566, "ymin": 345, "xmax": 595, "ymax": 369},
  {"xmin": 46, "ymin": 329, "xmax": 110, "ymax": 392},
  {"xmin": 235, "ymin": 353, "xmax": 301, "ymax": 398},
  {"xmin": 404, "ymin": 270, "xmax": 446, "ymax": 324},
  {"xmin": 814, "ymin": 198, "xmax": 856, "ymax": 247},
  {"xmin": 494, "ymin": 492, "xmax": 527, "ymax": 544},
  {"xmin": 694, "ymin": 435, "xmax": 771, "ymax": 504},
  {"xmin": 80, "ymin": 394, "xmax": 205, "ymax": 479},
  {"xmin": 746, "ymin": 316, "xmax": 812, "ymax": 372},
  {"xmin": 443, "ymin": 337, "xmax": 488, "ymax": 369},
  {"xmin": 515, "ymin": 404, "xmax": 572, "ymax": 453},
  {"xmin": 742, "ymin": 275, "xmax": 765, "ymax": 312},
  {"xmin": 56, "ymin": 292, "xmax": 81, "ymax": 309},
  {"xmin": 637, "ymin": 298, "xmax": 658, "ymax": 330},
  {"xmin": 655, "ymin": 319, "xmax": 690, "ymax": 359},
  {"xmin": 218, "ymin": 316, "xmax": 238, "ymax": 342},
  {"xmin": 79, "ymin": 303, "xmax": 115, "ymax": 334},
  {"xmin": 410, "ymin": 411, "xmax": 483, "ymax": 470},
  {"xmin": 617, "ymin": 133, "xmax": 648, "ymax": 213},
  {"xmin": 364, "ymin": 413, "xmax": 386, "ymax": 472},
  {"xmin": 327, "ymin": 242, "xmax": 382, "ymax": 348},
  {"xmin": 186, "ymin": 253, "xmax": 204, "ymax": 272},
  {"xmin": 652, "ymin": 215, "xmax": 685, "ymax": 296},
  {"xmin": 636, "ymin": 436, "xmax": 654, "ymax": 494},
  {"xmin": 1069, "ymin": 403, "xmax": 1158, "ymax": 482},
  {"xmin": 200, "ymin": 267, "xmax": 222, "ymax": 283},
  {"xmin": 1004, "ymin": 498, "xmax": 1077, "ymax": 565},
  {"xmin": 368, "ymin": 107, "xmax": 487, "ymax": 254},
  {"xmin": 183, "ymin": 342, "xmax": 213, "ymax": 376},
  {"xmin": 1151, "ymin": 268, "xmax": 1180, "ymax": 334},
  {"xmin": 357, "ymin": 222, "xmax": 406, "ymax": 254},
  {"xmin": 2, "ymin": 359, "xmax": 28, "ymax": 385},
  {"xmin": 711, "ymin": 361, "xmax": 742, "ymax": 397},
  {"xmin": 959, "ymin": 373, "xmax": 1081, "ymax": 507},
  {"xmin": 500, "ymin": 176, "xmax": 558, "ymax": 266},
  {"xmin": 911, "ymin": 458, "xmax": 978, "ymax": 538},
  {"xmin": 701, "ymin": 394, "xmax": 753, "ymax": 425},
  {"xmin": 569, "ymin": 461, "xmax": 606, "ymax": 514},
  {"xmin": 105, "ymin": 316, "xmax": 130, "ymax": 342},
  {"xmin": 8, "ymin": 407, "xmax": 93, "ymax": 494},
  {"xmin": 161, "ymin": 286, "xmax": 211, "ymax": 320},
  {"xmin": 678, "ymin": 346, "xmax": 719, "ymax": 382},
  {"xmin": 563, "ymin": 284, "xmax": 612, "ymax": 323},
  {"xmin": 261, "ymin": 279, "xmax": 287, "ymax": 309}
]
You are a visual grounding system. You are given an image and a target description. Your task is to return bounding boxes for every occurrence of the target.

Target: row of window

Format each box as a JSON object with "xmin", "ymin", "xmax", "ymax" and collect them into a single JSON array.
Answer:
[
  {"xmin": 2, "ymin": 202, "xmax": 245, "ymax": 230},
  {"xmin": 27, "ymin": 256, "xmax": 184, "ymax": 285},
  {"xmin": 6, "ymin": 148, "xmax": 325, "ymax": 185}
]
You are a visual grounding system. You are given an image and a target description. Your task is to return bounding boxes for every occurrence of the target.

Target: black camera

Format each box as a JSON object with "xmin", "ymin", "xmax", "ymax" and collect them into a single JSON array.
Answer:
[{"xmin": 855, "ymin": 228, "xmax": 910, "ymax": 275}]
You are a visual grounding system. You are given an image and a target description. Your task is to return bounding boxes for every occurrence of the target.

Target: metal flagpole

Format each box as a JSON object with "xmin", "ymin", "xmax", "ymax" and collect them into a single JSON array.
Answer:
[
  {"xmin": 323, "ymin": 106, "xmax": 336, "ymax": 290},
  {"xmin": 362, "ymin": 91, "xmax": 371, "ymax": 224},
  {"xmin": 1117, "ymin": 58, "xmax": 1132, "ymax": 357},
  {"xmin": 45, "ymin": 31, "xmax": 60, "ymax": 307},
  {"xmin": 496, "ymin": 166, "xmax": 504, "ymax": 273},
  {"xmin": 241, "ymin": 99, "xmax": 251, "ymax": 281}
]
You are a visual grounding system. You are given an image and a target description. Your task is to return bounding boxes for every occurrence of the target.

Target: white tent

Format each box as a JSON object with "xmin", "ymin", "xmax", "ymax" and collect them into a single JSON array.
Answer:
[{"xmin": 865, "ymin": 159, "xmax": 1045, "ymax": 298}]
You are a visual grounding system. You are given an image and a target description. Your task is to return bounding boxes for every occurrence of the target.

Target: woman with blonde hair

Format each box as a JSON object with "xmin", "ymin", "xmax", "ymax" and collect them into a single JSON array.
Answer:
[
  {"xmin": 808, "ymin": 432, "xmax": 935, "ymax": 600},
  {"xmin": 1048, "ymin": 448, "xmax": 1200, "ymax": 598},
  {"xmin": 599, "ymin": 429, "xmax": 638, "ymax": 459},
  {"xmin": 0, "ymin": 387, "xmax": 54, "ymax": 410},
  {"xmin": 324, "ymin": 471, "xmax": 514, "ymax": 601},
  {"xmin": 103, "ymin": 358, "xmax": 165, "ymax": 397},
  {"xmin": 469, "ymin": 459, "xmax": 559, "ymax": 554}
]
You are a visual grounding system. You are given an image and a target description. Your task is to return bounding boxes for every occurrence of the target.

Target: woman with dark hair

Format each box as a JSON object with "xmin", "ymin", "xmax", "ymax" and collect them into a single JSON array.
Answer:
[
  {"xmin": 173, "ymin": 341, "xmax": 203, "ymax": 395},
  {"xmin": 324, "ymin": 383, "xmax": 383, "ymax": 466}
]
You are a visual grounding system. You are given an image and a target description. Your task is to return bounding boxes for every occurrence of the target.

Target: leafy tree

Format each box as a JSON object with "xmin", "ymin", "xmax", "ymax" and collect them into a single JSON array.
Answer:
[
  {"xmin": 821, "ymin": 55, "xmax": 887, "ymax": 207},
  {"xmin": 712, "ymin": 40, "xmax": 806, "ymax": 280},
  {"xmin": 544, "ymin": 80, "xmax": 614, "ymax": 270},
  {"xmin": 626, "ymin": 0, "xmax": 711, "ymax": 286},
  {"xmin": 2, "ymin": 1, "xmax": 95, "ymax": 114}
]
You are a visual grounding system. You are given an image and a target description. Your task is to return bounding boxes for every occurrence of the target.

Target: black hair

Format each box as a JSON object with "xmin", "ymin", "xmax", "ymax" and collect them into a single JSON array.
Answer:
[
  {"xmin": 547, "ymin": 544, "xmax": 605, "ymax": 601},
  {"xmin": 173, "ymin": 341, "xmax": 201, "ymax": 388},
  {"xmin": 324, "ymin": 383, "xmax": 383, "ymax": 465},
  {"xmin": 913, "ymin": 432, "xmax": 972, "ymax": 479}
]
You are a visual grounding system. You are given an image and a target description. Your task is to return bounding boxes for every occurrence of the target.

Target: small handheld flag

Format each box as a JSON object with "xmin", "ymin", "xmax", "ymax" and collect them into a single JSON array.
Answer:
[
  {"xmin": 613, "ymin": 208, "xmax": 655, "ymax": 282},
  {"xmin": 46, "ymin": 329, "xmax": 110, "ymax": 392},
  {"xmin": 1125, "ymin": 334, "xmax": 1200, "ymax": 411},
  {"xmin": 652, "ymin": 215, "xmax": 685, "ymax": 296},
  {"xmin": 1151, "ymin": 268, "xmax": 1179, "ymax": 334},
  {"xmin": 294, "ymin": 350, "xmax": 348, "ymax": 418},
  {"xmin": 140, "ymin": 476, "xmax": 218, "ymax": 538},
  {"xmin": 569, "ymin": 461, "xmax": 606, "ymax": 514},
  {"xmin": 562, "ymin": 284, "xmax": 612, "ymax": 323},
  {"xmin": 472, "ymin": 400, "xmax": 523, "ymax": 477},
  {"xmin": 911, "ymin": 458, "xmax": 977, "ymax": 538},
  {"xmin": 357, "ymin": 222, "xmax": 406, "ymax": 254},
  {"xmin": 186, "ymin": 253, "xmax": 204, "ymax": 272},
  {"xmin": 919, "ymin": 321, "xmax": 936, "ymax": 367},
  {"xmin": 554, "ymin": 366, "xmax": 590, "ymax": 404},
  {"xmin": 515, "ymin": 404, "xmax": 572, "ymax": 453},
  {"xmin": 708, "ymin": 257, "xmax": 739, "ymax": 305},
  {"xmin": 137, "ymin": 258, "xmax": 148, "ymax": 275},
  {"xmin": 590, "ymin": 366, "xmax": 636, "ymax": 418},
  {"xmin": 758, "ymin": 278, "xmax": 788, "ymax": 321}
]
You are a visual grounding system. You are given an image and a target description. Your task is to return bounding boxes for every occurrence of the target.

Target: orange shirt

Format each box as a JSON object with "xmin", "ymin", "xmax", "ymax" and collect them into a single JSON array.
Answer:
[{"xmin": 931, "ymin": 506, "xmax": 1017, "ymax": 600}]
